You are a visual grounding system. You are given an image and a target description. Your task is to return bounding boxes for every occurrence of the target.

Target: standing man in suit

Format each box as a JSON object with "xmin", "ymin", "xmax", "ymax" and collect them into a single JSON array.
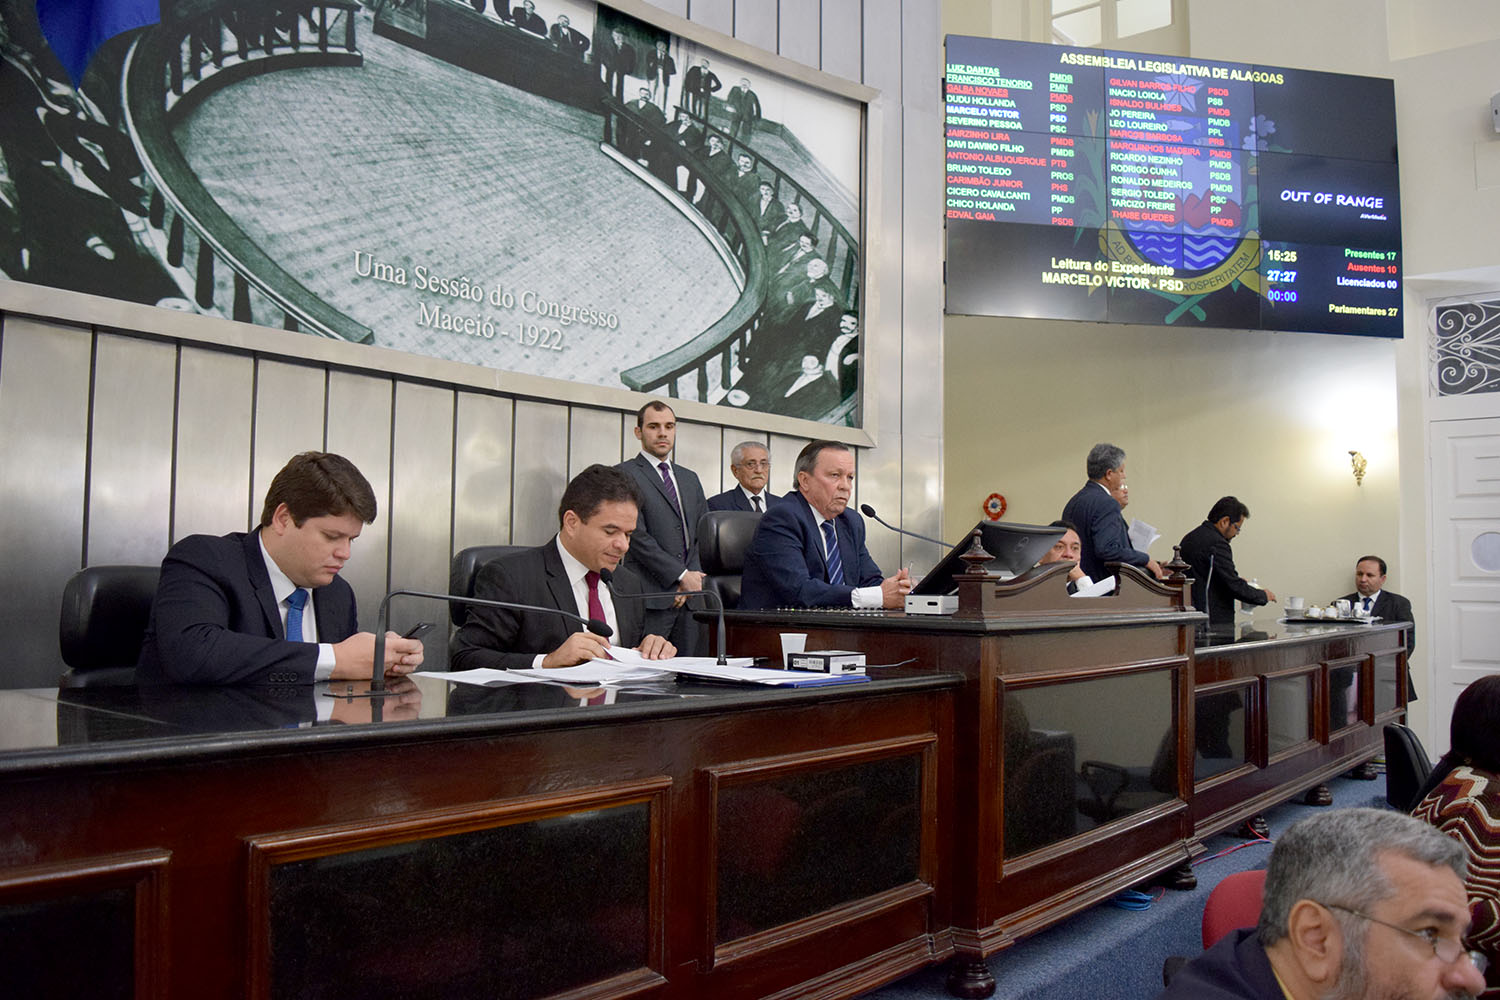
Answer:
[
  {"xmin": 597, "ymin": 26, "xmax": 636, "ymax": 101},
  {"xmin": 1339, "ymin": 555, "xmax": 1417, "ymax": 702},
  {"xmin": 1178, "ymin": 496, "xmax": 1277, "ymax": 626},
  {"xmin": 136, "ymin": 452, "xmax": 424, "ymax": 685},
  {"xmin": 1061, "ymin": 442, "xmax": 1164, "ymax": 584},
  {"xmin": 645, "ymin": 39, "xmax": 675, "ymax": 110},
  {"xmin": 450, "ymin": 465, "xmax": 676, "ymax": 670},
  {"xmin": 707, "ymin": 441, "xmax": 779, "ymax": 512},
  {"xmin": 739, "ymin": 440, "xmax": 911, "ymax": 610},
  {"xmin": 616, "ymin": 401, "xmax": 708, "ymax": 653},
  {"xmin": 682, "ymin": 57, "xmax": 720, "ymax": 120},
  {"xmin": 726, "ymin": 77, "xmax": 762, "ymax": 140}
]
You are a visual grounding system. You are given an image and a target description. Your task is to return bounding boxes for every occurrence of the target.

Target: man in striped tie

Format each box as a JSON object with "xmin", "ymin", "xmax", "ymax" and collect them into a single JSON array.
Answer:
[
  {"xmin": 137, "ymin": 452, "xmax": 424, "ymax": 685},
  {"xmin": 737, "ymin": 440, "xmax": 911, "ymax": 610}
]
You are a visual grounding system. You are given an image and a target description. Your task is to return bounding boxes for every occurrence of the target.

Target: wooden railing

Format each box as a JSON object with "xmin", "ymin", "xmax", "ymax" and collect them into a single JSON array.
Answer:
[
  {"xmin": 606, "ymin": 101, "xmax": 769, "ymax": 402},
  {"xmin": 120, "ymin": 2, "xmax": 373, "ymax": 342},
  {"xmin": 611, "ymin": 103, "xmax": 860, "ymax": 410}
]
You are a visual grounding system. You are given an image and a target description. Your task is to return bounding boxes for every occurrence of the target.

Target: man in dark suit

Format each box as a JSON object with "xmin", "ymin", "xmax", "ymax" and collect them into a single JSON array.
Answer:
[
  {"xmin": 549, "ymin": 14, "xmax": 589, "ymax": 59},
  {"xmin": 450, "ymin": 465, "xmax": 675, "ymax": 671},
  {"xmin": 622, "ymin": 86, "xmax": 665, "ymax": 163},
  {"xmin": 1060, "ymin": 442, "xmax": 1164, "ymax": 584},
  {"xmin": 707, "ymin": 441, "xmax": 780, "ymax": 512},
  {"xmin": 726, "ymin": 77, "xmax": 761, "ymax": 139},
  {"xmin": 511, "ymin": 0, "xmax": 545, "ymax": 36},
  {"xmin": 645, "ymin": 39, "xmax": 675, "ymax": 109},
  {"xmin": 616, "ymin": 401, "xmax": 708, "ymax": 652},
  {"xmin": 739, "ymin": 440, "xmax": 911, "ymax": 610},
  {"xmin": 682, "ymin": 58, "xmax": 721, "ymax": 120},
  {"xmin": 1178, "ymin": 496, "xmax": 1277, "ymax": 626},
  {"xmin": 1339, "ymin": 555, "xmax": 1414, "ymax": 655},
  {"xmin": 136, "ymin": 452, "xmax": 424, "ymax": 685},
  {"xmin": 596, "ymin": 27, "xmax": 636, "ymax": 101}
]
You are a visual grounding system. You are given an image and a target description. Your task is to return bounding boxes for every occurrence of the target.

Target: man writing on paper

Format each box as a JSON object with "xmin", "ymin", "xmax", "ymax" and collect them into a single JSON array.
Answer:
[
  {"xmin": 136, "ymin": 451, "xmax": 424, "ymax": 684},
  {"xmin": 450, "ymin": 464, "xmax": 676, "ymax": 671},
  {"xmin": 738, "ymin": 440, "xmax": 911, "ymax": 610}
]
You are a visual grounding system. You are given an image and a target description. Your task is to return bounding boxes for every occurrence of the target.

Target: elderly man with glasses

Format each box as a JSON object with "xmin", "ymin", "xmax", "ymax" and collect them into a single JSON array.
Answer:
[{"xmin": 1158, "ymin": 807, "xmax": 1488, "ymax": 999}]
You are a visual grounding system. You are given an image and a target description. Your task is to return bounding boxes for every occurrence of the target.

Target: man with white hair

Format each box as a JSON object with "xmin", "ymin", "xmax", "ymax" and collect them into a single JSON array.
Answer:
[{"xmin": 1157, "ymin": 808, "xmax": 1487, "ymax": 1000}]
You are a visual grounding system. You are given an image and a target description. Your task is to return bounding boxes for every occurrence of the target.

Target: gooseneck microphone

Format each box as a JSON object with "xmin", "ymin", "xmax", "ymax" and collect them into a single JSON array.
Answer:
[
  {"xmin": 369, "ymin": 589, "xmax": 612, "ymax": 693},
  {"xmin": 859, "ymin": 503, "xmax": 948, "ymax": 549},
  {"xmin": 598, "ymin": 569, "xmax": 728, "ymax": 665}
]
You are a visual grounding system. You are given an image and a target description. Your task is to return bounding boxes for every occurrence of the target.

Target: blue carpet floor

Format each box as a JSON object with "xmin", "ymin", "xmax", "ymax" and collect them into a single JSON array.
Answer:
[{"xmin": 860, "ymin": 774, "xmax": 1390, "ymax": 1000}]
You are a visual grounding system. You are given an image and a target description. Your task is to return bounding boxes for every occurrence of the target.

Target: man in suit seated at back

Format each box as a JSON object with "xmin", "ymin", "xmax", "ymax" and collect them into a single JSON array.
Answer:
[
  {"xmin": 707, "ymin": 440, "xmax": 779, "ymax": 513},
  {"xmin": 136, "ymin": 451, "xmax": 424, "ymax": 685},
  {"xmin": 1339, "ymin": 554, "xmax": 1417, "ymax": 700},
  {"xmin": 738, "ymin": 440, "xmax": 911, "ymax": 610},
  {"xmin": 450, "ymin": 464, "xmax": 676, "ymax": 670}
]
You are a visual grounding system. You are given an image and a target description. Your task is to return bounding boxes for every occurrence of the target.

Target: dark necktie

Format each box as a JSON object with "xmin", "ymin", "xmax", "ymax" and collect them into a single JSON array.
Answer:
[
  {"xmin": 584, "ymin": 571, "xmax": 612, "ymax": 659},
  {"xmin": 657, "ymin": 461, "xmax": 688, "ymax": 559},
  {"xmin": 285, "ymin": 588, "xmax": 308, "ymax": 642},
  {"xmin": 821, "ymin": 520, "xmax": 844, "ymax": 585},
  {"xmin": 751, "ymin": 495, "xmax": 762, "ymax": 512},
  {"xmin": 1362, "ymin": 596, "xmax": 1372, "ymax": 612}
]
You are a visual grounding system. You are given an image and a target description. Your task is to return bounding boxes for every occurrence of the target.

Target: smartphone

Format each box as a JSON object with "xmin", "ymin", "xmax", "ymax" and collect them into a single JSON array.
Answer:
[{"xmin": 402, "ymin": 621, "xmax": 435, "ymax": 640}]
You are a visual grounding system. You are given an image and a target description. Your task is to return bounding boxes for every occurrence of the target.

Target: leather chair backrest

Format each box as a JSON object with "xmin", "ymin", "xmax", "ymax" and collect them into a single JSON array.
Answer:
[
  {"xmin": 697, "ymin": 510, "xmax": 761, "ymax": 610},
  {"xmin": 450, "ymin": 545, "xmax": 530, "ymax": 627},
  {"xmin": 1200, "ymin": 868, "xmax": 1268, "ymax": 949},
  {"xmin": 58, "ymin": 564, "xmax": 160, "ymax": 684},
  {"xmin": 1384, "ymin": 722, "xmax": 1434, "ymax": 812}
]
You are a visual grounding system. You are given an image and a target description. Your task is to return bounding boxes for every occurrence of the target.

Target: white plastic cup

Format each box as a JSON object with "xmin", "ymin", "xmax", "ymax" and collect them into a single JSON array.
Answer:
[
  {"xmin": 779, "ymin": 632, "xmax": 808, "ymax": 666},
  {"xmin": 1286, "ymin": 596, "xmax": 1305, "ymax": 612}
]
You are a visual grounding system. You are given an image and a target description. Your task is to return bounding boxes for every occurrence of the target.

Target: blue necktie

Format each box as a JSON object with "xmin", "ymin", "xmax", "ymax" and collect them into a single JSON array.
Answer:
[
  {"xmin": 821, "ymin": 520, "xmax": 844, "ymax": 585},
  {"xmin": 1362, "ymin": 596, "xmax": 1372, "ymax": 612},
  {"xmin": 285, "ymin": 588, "xmax": 309, "ymax": 642}
]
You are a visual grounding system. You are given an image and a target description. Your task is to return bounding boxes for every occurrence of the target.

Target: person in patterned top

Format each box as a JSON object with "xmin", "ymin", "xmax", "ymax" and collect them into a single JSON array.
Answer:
[{"xmin": 1413, "ymin": 674, "xmax": 1500, "ymax": 994}]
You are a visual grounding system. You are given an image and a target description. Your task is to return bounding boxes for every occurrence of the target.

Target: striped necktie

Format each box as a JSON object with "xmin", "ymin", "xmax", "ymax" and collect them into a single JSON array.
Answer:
[{"xmin": 821, "ymin": 520, "xmax": 844, "ymax": 585}]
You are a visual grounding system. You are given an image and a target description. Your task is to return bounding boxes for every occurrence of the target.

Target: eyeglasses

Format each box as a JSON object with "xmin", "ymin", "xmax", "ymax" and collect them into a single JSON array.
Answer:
[
  {"xmin": 737, "ymin": 461, "xmax": 770, "ymax": 470},
  {"xmin": 1322, "ymin": 903, "xmax": 1490, "ymax": 975}
]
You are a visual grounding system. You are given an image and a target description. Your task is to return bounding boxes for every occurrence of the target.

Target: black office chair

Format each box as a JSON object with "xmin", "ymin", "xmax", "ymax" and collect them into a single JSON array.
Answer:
[
  {"xmin": 449, "ymin": 544, "xmax": 529, "ymax": 627},
  {"xmin": 697, "ymin": 510, "xmax": 761, "ymax": 610},
  {"xmin": 1384, "ymin": 722, "xmax": 1434, "ymax": 812},
  {"xmin": 58, "ymin": 564, "xmax": 160, "ymax": 687}
]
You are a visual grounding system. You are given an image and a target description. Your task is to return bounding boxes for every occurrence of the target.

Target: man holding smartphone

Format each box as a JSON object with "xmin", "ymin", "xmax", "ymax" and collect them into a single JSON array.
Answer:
[{"xmin": 136, "ymin": 452, "xmax": 424, "ymax": 684}]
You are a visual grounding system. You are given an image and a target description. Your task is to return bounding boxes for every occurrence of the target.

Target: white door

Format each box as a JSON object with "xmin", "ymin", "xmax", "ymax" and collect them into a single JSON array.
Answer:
[{"xmin": 1427, "ymin": 416, "xmax": 1500, "ymax": 756}]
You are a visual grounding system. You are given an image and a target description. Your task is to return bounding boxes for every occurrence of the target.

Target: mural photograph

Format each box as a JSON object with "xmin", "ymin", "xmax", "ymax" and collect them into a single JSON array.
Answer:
[{"xmin": 0, "ymin": 0, "xmax": 865, "ymax": 423}]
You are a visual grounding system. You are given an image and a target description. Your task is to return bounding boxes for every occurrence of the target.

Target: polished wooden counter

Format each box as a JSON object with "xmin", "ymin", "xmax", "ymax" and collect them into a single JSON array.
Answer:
[
  {"xmin": 1190, "ymin": 615, "xmax": 1408, "ymax": 839},
  {"xmin": 721, "ymin": 562, "xmax": 1204, "ymax": 997},
  {"xmin": 0, "ymin": 672, "xmax": 959, "ymax": 1000}
]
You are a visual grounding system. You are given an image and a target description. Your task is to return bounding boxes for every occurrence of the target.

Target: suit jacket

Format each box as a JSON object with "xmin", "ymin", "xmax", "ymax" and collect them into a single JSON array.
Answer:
[
  {"xmin": 617, "ymin": 454, "xmax": 707, "ymax": 604},
  {"xmin": 136, "ymin": 530, "xmax": 358, "ymax": 685},
  {"xmin": 449, "ymin": 541, "xmax": 646, "ymax": 671},
  {"xmin": 706, "ymin": 488, "xmax": 781, "ymax": 513},
  {"xmin": 1340, "ymin": 589, "xmax": 1416, "ymax": 656},
  {"xmin": 1178, "ymin": 521, "xmax": 1268, "ymax": 626},
  {"xmin": 1157, "ymin": 928, "xmax": 1283, "ymax": 1000},
  {"xmin": 727, "ymin": 85, "xmax": 761, "ymax": 124},
  {"xmin": 1061, "ymin": 481, "xmax": 1149, "ymax": 582},
  {"xmin": 739, "ymin": 492, "xmax": 883, "ymax": 609},
  {"xmin": 549, "ymin": 23, "xmax": 588, "ymax": 57},
  {"xmin": 683, "ymin": 65, "xmax": 721, "ymax": 98},
  {"xmin": 511, "ymin": 8, "xmax": 546, "ymax": 35}
]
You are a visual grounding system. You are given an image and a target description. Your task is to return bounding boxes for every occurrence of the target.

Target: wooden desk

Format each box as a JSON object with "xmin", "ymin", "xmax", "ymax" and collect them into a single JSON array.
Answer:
[
  {"xmin": 0, "ymin": 673, "xmax": 958, "ymax": 1000},
  {"xmin": 1189, "ymin": 616, "xmax": 1408, "ymax": 839},
  {"xmin": 722, "ymin": 562, "xmax": 1203, "ymax": 997}
]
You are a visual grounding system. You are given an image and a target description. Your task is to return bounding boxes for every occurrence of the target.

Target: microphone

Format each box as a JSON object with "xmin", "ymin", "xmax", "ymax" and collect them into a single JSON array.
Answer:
[
  {"xmin": 859, "ymin": 503, "xmax": 948, "ymax": 548},
  {"xmin": 599, "ymin": 568, "xmax": 728, "ymax": 666},
  {"xmin": 369, "ymin": 589, "xmax": 612, "ymax": 693}
]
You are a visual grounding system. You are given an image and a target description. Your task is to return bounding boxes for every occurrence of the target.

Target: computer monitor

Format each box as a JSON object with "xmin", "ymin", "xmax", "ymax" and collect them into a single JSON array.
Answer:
[{"xmin": 911, "ymin": 521, "xmax": 1065, "ymax": 595}]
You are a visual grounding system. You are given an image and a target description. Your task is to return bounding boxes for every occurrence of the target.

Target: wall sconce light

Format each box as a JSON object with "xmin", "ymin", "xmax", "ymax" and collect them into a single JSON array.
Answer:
[{"xmin": 1349, "ymin": 450, "xmax": 1367, "ymax": 486}]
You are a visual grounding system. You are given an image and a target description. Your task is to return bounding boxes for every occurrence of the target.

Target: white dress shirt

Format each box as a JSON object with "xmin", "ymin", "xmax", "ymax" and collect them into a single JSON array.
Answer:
[
  {"xmin": 529, "ymin": 537, "xmax": 621, "ymax": 669},
  {"xmin": 259, "ymin": 533, "xmax": 336, "ymax": 681},
  {"xmin": 803, "ymin": 496, "xmax": 882, "ymax": 608}
]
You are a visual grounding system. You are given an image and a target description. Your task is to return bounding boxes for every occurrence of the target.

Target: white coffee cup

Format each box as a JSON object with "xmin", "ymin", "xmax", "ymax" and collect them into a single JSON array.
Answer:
[
  {"xmin": 779, "ymin": 632, "xmax": 808, "ymax": 666},
  {"xmin": 1286, "ymin": 596, "xmax": 1305, "ymax": 612},
  {"xmin": 1306, "ymin": 607, "xmax": 1324, "ymax": 618}
]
